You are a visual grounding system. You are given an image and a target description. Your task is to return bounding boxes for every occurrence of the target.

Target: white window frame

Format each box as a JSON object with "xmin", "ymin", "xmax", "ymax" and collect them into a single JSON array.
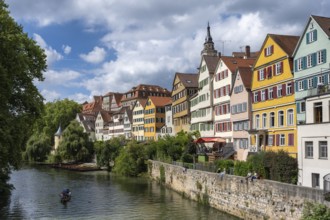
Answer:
[
  {"xmin": 275, "ymin": 62, "xmax": 281, "ymax": 75},
  {"xmin": 319, "ymin": 141, "xmax": 328, "ymax": 159},
  {"xmin": 262, "ymin": 113, "xmax": 267, "ymax": 128},
  {"xmin": 307, "ymin": 31, "xmax": 315, "ymax": 44},
  {"xmin": 261, "ymin": 90, "xmax": 266, "ymax": 101},
  {"xmin": 265, "ymin": 46, "xmax": 272, "ymax": 56},
  {"xmin": 255, "ymin": 114, "xmax": 260, "ymax": 129},
  {"xmin": 287, "ymin": 109, "xmax": 294, "ymax": 126},
  {"xmin": 286, "ymin": 83, "xmax": 292, "ymax": 95},
  {"xmin": 317, "ymin": 50, "xmax": 325, "ymax": 64},
  {"xmin": 254, "ymin": 92, "xmax": 258, "ymax": 103},
  {"xmin": 297, "ymin": 58, "xmax": 303, "ymax": 71},
  {"xmin": 280, "ymin": 134, "xmax": 285, "ymax": 146},
  {"xmin": 307, "ymin": 54, "xmax": 312, "ymax": 68},
  {"xmin": 259, "ymin": 69, "xmax": 264, "ymax": 80},
  {"xmin": 317, "ymin": 75, "xmax": 325, "ymax": 85},
  {"xmin": 268, "ymin": 135, "xmax": 274, "ymax": 146},
  {"xmin": 268, "ymin": 87, "xmax": 273, "ymax": 99},
  {"xmin": 298, "ymin": 81, "xmax": 304, "ymax": 91},
  {"xmin": 305, "ymin": 141, "xmax": 313, "ymax": 158},
  {"xmin": 308, "ymin": 78, "xmax": 313, "ymax": 89},
  {"xmin": 277, "ymin": 85, "xmax": 282, "ymax": 97}
]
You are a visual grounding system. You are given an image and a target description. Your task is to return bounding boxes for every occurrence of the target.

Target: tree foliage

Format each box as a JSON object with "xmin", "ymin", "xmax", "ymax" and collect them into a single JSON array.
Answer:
[
  {"xmin": 24, "ymin": 133, "xmax": 52, "ymax": 162},
  {"xmin": 302, "ymin": 201, "xmax": 330, "ymax": 220},
  {"xmin": 57, "ymin": 120, "xmax": 94, "ymax": 162},
  {"xmin": 0, "ymin": 1, "xmax": 47, "ymax": 195},
  {"xmin": 95, "ymin": 136, "xmax": 126, "ymax": 171},
  {"xmin": 32, "ymin": 99, "xmax": 82, "ymax": 144}
]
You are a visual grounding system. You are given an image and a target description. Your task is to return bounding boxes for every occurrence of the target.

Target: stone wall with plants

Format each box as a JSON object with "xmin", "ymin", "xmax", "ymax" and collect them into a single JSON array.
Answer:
[{"xmin": 149, "ymin": 160, "xmax": 330, "ymax": 220}]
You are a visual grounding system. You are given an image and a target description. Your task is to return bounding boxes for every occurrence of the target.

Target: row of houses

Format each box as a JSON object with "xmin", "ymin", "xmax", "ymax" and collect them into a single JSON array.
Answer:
[{"xmin": 77, "ymin": 15, "xmax": 330, "ymax": 189}]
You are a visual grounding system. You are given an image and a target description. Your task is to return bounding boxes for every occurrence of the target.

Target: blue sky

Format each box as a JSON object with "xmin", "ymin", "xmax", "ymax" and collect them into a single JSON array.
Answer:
[{"xmin": 6, "ymin": 0, "xmax": 330, "ymax": 103}]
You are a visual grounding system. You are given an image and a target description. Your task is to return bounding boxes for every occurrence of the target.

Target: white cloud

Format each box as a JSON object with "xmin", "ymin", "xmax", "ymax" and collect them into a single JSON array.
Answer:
[
  {"xmin": 62, "ymin": 45, "xmax": 71, "ymax": 55},
  {"xmin": 33, "ymin": 33, "xmax": 63, "ymax": 66},
  {"xmin": 40, "ymin": 89, "xmax": 61, "ymax": 102},
  {"xmin": 80, "ymin": 46, "xmax": 106, "ymax": 64},
  {"xmin": 9, "ymin": 0, "xmax": 330, "ymax": 100}
]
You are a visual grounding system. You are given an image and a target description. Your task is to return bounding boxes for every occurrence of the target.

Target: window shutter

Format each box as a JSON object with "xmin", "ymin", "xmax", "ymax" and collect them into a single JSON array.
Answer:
[
  {"xmin": 276, "ymin": 134, "xmax": 279, "ymax": 146},
  {"xmin": 224, "ymin": 105, "xmax": 227, "ymax": 114},
  {"xmin": 306, "ymin": 33, "xmax": 309, "ymax": 44},
  {"xmin": 296, "ymin": 102, "xmax": 300, "ymax": 113},
  {"xmin": 273, "ymin": 86, "xmax": 277, "ymax": 98},
  {"xmin": 280, "ymin": 61, "xmax": 283, "ymax": 73},
  {"xmin": 264, "ymin": 48, "xmax": 267, "ymax": 56},
  {"xmin": 303, "ymin": 79, "xmax": 307, "ymax": 90},
  {"xmin": 264, "ymin": 68, "xmax": 267, "ymax": 79},
  {"xmin": 258, "ymin": 91, "xmax": 261, "ymax": 102},
  {"xmin": 288, "ymin": 133, "xmax": 294, "ymax": 146},
  {"xmin": 268, "ymin": 66, "xmax": 272, "ymax": 78},
  {"xmin": 312, "ymin": 53, "xmax": 317, "ymax": 67},
  {"xmin": 313, "ymin": 30, "xmax": 317, "ymax": 41},
  {"xmin": 224, "ymin": 122, "xmax": 227, "ymax": 131},
  {"xmin": 313, "ymin": 76, "xmax": 317, "ymax": 88},
  {"xmin": 303, "ymin": 57, "xmax": 307, "ymax": 69},
  {"xmin": 252, "ymin": 93, "xmax": 255, "ymax": 103},
  {"xmin": 292, "ymin": 81, "xmax": 295, "ymax": 94},
  {"xmin": 294, "ymin": 60, "xmax": 298, "ymax": 72},
  {"xmin": 257, "ymin": 70, "xmax": 260, "ymax": 81},
  {"xmin": 282, "ymin": 84, "xmax": 286, "ymax": 96},
  {"xmin": 271, "ymin": 45, "xmax": 274, "ymax": 54},
  {"xmin": 214, "ymin": 90, "xmax": 216, "ymax": 98},
  {"xmin": 228, "ymin": 122, "xmax": 231, "ymax": 131},
  {"xmin": 273, "ymin": 64, "xmax": 276, "ymax": 76},
  {"xmin": 323, "ymin": 49, "xmax": 327, "ymax": 63},
  {"xmin": 265, "ymin": 88, "xmax": 268, "ymax": 100},
  {"xmin": 325, "ymin": 74, "xmax": 329, "ymax": 85}
]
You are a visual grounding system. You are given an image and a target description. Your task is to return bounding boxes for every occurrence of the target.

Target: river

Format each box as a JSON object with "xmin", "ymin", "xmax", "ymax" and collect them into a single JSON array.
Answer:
[{"xmin": 0, "ymin": 165, "xmax": 239, "ymax": 220}]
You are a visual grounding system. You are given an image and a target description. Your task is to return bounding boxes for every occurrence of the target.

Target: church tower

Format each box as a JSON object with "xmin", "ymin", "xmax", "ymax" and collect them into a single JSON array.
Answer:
[
  {"xmin": 201, "ymin": 22, "xmax": 218, "ymax": 56},
  {"xmin": 54, "ymin": 125, "xmax": 63, "ymax": 152}
]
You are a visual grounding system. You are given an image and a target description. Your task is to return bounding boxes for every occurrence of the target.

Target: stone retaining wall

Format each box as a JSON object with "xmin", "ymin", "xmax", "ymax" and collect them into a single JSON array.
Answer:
[{"xmin": 149, "ymin": 160, "xmax": 330, "ymax": 220}]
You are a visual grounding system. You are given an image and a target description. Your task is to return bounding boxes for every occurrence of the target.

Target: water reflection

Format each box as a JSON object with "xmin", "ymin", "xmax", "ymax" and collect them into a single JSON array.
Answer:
[{"xmin": 0, "ymin": 165, "xmax": 239, "ymax": 220}]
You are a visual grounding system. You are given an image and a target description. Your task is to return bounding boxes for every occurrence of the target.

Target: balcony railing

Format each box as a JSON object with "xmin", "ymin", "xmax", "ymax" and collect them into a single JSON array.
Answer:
[{"xmin": 307, "ymin": 84, "xmax": 330, "ymax": 97}]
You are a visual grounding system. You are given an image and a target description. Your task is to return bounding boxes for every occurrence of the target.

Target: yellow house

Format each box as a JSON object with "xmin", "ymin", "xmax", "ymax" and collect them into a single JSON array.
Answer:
[
  {"xmin": 144, "ymin": 96, "xmax": 172, "ymax": 140},
  {"xmin": 171, "ymin": 72, "xmax": 198, "ymax": 134},
  {"xmin": 250, "ymin": 34, "xmax": 299, "ymax": 157},
  {"xmin": 132, "ymin": 99, "xmax": 147, "ymax": 141}
]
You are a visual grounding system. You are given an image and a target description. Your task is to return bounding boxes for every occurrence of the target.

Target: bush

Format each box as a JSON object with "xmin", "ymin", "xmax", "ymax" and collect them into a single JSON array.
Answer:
[{"xmin": 302, "ymin": 201, "xmax": 330, "ymax": 220}]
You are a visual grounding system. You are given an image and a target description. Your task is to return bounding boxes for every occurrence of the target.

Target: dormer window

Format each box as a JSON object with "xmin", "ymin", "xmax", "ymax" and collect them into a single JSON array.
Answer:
[
  {"xmin": 264, "ymin": 45, "xmax": 274, "ymax": 57},
  {"xmin": 306, "ymin": 30, "xmax": 317, "ymax": 44}
]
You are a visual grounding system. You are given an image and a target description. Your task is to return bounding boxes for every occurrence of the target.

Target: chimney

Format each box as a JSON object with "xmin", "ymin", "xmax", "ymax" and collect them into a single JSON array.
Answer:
[
  {"xmin": 218, "ymin": 52, "xmax": 222, "ymax": 57},
  {"xmin": 245, "ymin": 45, "xmax": 251, "ymax": 58}
]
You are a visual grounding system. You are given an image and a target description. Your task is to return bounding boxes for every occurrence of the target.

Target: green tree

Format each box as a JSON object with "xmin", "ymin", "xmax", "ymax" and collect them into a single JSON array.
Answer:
[
  {"xmin": 302, "ymin": 201, "xmax": 330, "ymax": 220},
  {"xmin": 113, "ymin": 140, "xmax": 147, "ymax": 176},
  {"xmin": 0, "ymin": 1, "xmax": 47, "ymax": 195},
  {"xmin": 24, "ymin": 133, "xmax": 52, "ymax": 162},
  {"xmin": 32, "ymin": 99, "xmax": 82, "ymax": 144},
  {"xmin": 95, "ymin": 136, "xmax": 126, "ymax": 171},
  {"xmin": 57, "ymin": 120, "xmax": 94, "ymax": 162}
]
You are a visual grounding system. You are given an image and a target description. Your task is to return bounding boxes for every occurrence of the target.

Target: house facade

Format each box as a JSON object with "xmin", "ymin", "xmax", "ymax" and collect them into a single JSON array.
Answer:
[
  {"xmin": 95, "ymin": 110, "xmax": 111, "ymax": 141},
  {"xmin": 250, "ymin": 34, "xmax": 299, "ymax": 157},
  {"xmin": 132, "ymin": 99, "xmax": 147, "ymax": 141},
  {"xmin": 293, "ymin": 15, "xmax": 330, "ymax": 124},
  {"xmin": 297, "ymin": 93, "xmax": 330, "ymax": 189},
  {"xmin": 123, "ymin": 107, "xmax": 133, "ymax": 139},
  {"xmin": 159, "ymin": 101, "xmax": 175, "ymax": 138},
  {"xmin": 230, "ymin": 67, "xmax": 253, "ymax": 161},
  {"xmin": 171, "ymin": 72, "xmax": 198, "ymax": 134}
]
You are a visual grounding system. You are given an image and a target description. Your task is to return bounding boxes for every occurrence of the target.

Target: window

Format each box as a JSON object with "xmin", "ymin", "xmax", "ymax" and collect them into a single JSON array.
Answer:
[
  {"xmin": 275, "ymin": 62, "xmax": 282, "ymax": 75},
  {"xmin": 268, "ymin": 135, "xmax": 274, "ymax": 146},
  {"xmin": 259, "ymin": 69, "xmax": 264, "ymax": 80},
  {"xmin": 305, "ymin": 141, "xmax": 313, "ymax": 158},
  {"xmin": 255, "ymin": 114, "xmax": 260, "ymax": 129},
  {"xmin": 280, "ymin": 134, "xmax": 285, "ymax": 146},
  {"xmin": 307, "ymin": 54, "xmax": 312, "ymax": 68},
  {"xmin": 265, "ymin": 45, "xmax": 273, "ymax": 56},
  {"xmin": 312, "ymin": 173, "xmax": 320, "ymax": 188},
  {"xmin": 270, "ymin": 112, "xmax": 275, "ymax": 127},
  {"xmin": 261, "ymin": 90, "xmax": 266, "ymax": 101},
  {"xmin": 277, "ymin": 85, "xmax": 282, "ymax": 97},
  {"xmin": 307, "ymin": 30, "xmax": 317, "ymax": 44},
  {"xmin": 254, "ymin": 92, "xmax": 258, "ymax": 103},
  {"xmin": 317, "ymin": 75, "xmax": 325, "ymax": 85},
  {"xmin": 314, "ymin": 102, "xmax": 323, "ymax": 123},
  {"xmin": 287, "ymin": 109, "xmax": 294, "ymax": 126},
  {"xmin": 268, "ymin": 88, "xmax": 273, "ymax": 99},
  {"xmin": 262, "ymin": 113, "xmax": 267, "ymax": 128},
  {"xmin": 286, "ymin": 83, "xmax": 292, "ymax": 95},
  {"xmin": 308, "ymin": 78, "xmax": 313, "ymax": 89},
  {"xmin": 301, "ymin": 102, "xmax": 306, "ymax": 113},
  {"xmin": 317, "ymin": 50, "xmax": 325, "ymax": 64},
  {"xmin": 319, "ymin": 141, "xmax": 328, "ymax": 159},
  {"xmin": 297, "ymin": 58, "xmax": 303, "ymax": 71},
  {"xmin": 278, "ymin": 111, "xmax": 284, "ymax": 127},
  {"xmin": 298, "ymin": 81, "xmax": 304, "ymax": 91}
]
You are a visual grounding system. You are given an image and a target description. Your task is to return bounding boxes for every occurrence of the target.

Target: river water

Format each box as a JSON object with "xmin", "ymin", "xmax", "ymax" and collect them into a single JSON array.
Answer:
[{"xmin": 0, "ymin": 165, "xmax": 239, "ymax": 220}]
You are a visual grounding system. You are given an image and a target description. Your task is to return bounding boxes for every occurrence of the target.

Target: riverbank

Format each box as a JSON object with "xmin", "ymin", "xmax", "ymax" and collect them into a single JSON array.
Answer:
[{"xmin": 149, "ymin": 160, "xmax": 330, "ymax": 220}]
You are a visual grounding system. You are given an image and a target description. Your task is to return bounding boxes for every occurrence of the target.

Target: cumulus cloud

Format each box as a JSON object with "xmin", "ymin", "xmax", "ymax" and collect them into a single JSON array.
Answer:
[
  {"xmin": 33, "ymin": 33, "xmax": 63, "ymax": 66},
  {"xmin": 62, "ymin": 45, "xmax": 72, "ymax": 55},
  {"xmin": 8, "ymin": 0, "xmax": 330, "ymax": 101},
  {"xmin": 40, "ymin": 89, "xmax": 61, "ymax": 102},
  {"xmin": 80, "ymin": 46, "xmax": 106, "ymax": 64}
]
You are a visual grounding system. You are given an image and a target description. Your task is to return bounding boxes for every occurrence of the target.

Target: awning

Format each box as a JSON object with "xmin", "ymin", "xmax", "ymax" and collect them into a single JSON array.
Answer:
[{"xmin": 194, "ymin": 137, "xmax": 226, "ymax": 143}]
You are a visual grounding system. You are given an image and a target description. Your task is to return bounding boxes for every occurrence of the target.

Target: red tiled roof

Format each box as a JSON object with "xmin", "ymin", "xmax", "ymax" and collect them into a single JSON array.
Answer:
[
  {"xmin": 148, "ymin": 96, "xmax": 172, "ymax": 107},
  {"xmin": 269, "ymin": 34, "xmax": 299, "ymax": 56},
  {"xmin": 203, "ymin": 55, "xmax": 220, "ymax": 73},
  {"xmin": 176, "ymin": 73, "xmax": 199, "ymax": 88},
  {"xmin": 312, "ymin": 15, "xmax": 330, "ymax": 38},
  {"xmin": 237, "ymin": 67, "xmax": 253, "ymax": 89},
  {"xmin": 221, "ymin": 56, "xmax": 255, "ymax": 74}
]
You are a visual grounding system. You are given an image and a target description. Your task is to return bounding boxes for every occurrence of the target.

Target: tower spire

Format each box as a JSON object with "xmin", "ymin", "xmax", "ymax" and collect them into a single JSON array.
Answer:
[{"xmin": 201, "ymin": 22, "xmax": 217, "ymax": 56}]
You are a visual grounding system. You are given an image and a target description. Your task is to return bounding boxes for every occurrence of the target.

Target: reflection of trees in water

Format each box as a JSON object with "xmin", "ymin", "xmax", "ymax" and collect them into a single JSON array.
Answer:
[{"xmin": 0, "ymin": 196, "xmax": 25, "ymax": 219}]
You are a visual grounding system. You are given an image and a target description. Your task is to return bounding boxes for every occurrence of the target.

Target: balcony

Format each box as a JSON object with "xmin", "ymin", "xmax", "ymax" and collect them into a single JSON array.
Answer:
[{"xmin": 307, "ymin": 84, "xmax": 330, "ymax": 97}]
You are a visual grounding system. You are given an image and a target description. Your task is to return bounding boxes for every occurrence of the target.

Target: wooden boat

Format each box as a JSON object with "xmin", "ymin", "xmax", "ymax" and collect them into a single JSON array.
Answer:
[{"xmin": 60, "ymin": 189, "xmax": 71, "ymax": 203}]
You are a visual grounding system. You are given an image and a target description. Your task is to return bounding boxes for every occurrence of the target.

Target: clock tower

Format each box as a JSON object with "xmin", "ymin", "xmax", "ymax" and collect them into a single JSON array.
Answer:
[{"xmin": 201, "ymin": 22, "xmax": 218, "ymax": 56}]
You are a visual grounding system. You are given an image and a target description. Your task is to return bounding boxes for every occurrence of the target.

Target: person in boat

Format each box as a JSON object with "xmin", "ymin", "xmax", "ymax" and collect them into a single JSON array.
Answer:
[{"xmin": 61, "ymin": 188, "xmax": 71, "ymax": 199}]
